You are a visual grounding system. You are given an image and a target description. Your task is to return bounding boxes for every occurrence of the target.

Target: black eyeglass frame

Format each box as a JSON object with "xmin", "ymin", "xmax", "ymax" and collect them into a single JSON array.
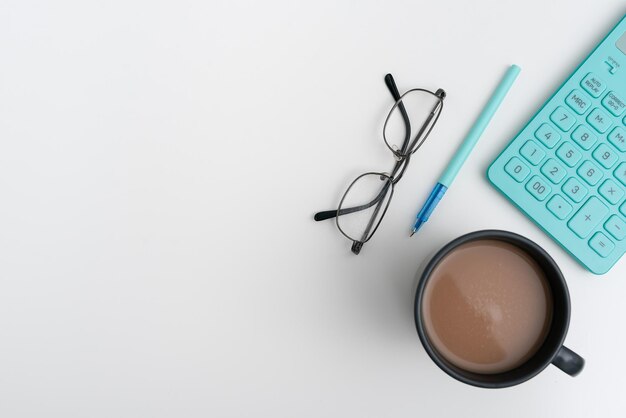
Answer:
[{"xmin": 314, "ymin": 74, "xmax": 445, "ymax": 254}]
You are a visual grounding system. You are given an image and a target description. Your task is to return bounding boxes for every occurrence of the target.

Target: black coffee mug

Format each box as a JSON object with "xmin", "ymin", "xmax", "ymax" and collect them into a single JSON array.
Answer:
[{"xmin": 414, "ymin": 230, "xmax": 584, "ymax": 388}]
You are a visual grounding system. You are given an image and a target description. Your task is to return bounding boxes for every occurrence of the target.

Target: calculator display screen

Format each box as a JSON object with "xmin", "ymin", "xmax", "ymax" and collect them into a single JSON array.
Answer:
[{"xmin": 617, "ymin": 31, "xmax": 626, "ymax": 55}]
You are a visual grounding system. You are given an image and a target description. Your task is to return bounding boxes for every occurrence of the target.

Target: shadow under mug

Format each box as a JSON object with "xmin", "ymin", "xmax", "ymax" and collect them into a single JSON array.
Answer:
[{"xmin": 413, "ymin": 230, "xmax": 584, "ymax": 388}]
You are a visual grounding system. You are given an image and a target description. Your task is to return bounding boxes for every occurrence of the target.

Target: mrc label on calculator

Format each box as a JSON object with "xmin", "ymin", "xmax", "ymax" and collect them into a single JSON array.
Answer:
[{"xmin": 489, "ymin": 14, "xmax": 626, "ymax": 274}]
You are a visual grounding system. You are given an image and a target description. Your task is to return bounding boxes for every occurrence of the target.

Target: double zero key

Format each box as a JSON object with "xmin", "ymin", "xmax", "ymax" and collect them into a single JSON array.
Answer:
[{"xmin": 526, "ymin": 176, "xmax": 551, "ymax": 201}]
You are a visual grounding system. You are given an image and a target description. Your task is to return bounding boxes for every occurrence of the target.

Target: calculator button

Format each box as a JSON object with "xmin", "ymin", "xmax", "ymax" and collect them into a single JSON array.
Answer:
[
  {"xmin": 589, "ymin": 232, "xmax": 615, "ymax": 257},
  {"xmin": 562, "ymin": 177, "xmax": 588, "ymax": 203},
  {"xmin": 605, "ymin": 215, "xmax": 626, "ymax": 241},
  {"xmin": 520, "ymin": 140, "xmax": 545, "ymax": 165},
  {"xmin": 525, "ymin": 176, "xmax": 551, "ymax": 201},
  {"xmin": 587, "ymin": 108, "xmax": 612, "ymax": 133},
  {"xmin": 556, "ymin": 142, "xmax": 582, "ymax": 167},
  {"xmin": 540, "ymin": 158, "xmax": 567, "ymax": 184},
  {"xmin": 615, "ymin": 162, "xmax": 626, "ymax": 186},
  {"xmin": 592, "ymin": 143, "xmax": 619, "ymax": 169},
  {"xmin": 535, "ymin": 123, "xmax": 561, "ymax": 148},
  {"xmin": 598, "ymin": 179, "xmax": 624, "ymax": 205},
  {"xmin": 571, "ymin": 125, "xmax": 597, "ymax": 150},
  {"xmin": 547, "ymin": 195, "xmax": 573, "ymax": 220},
  {"xmin": 504, "ymin": 157, "xmax": 530, "ymax": 183},
  {"xmin": 565, "ymin": 90, "xmax": 592, "ymax": 115},
  {"xmin": 581, "ymin": 73, "xmax": 606, "ymax": 98},
  {"xmin": 568, "ymin": 197, "xmax": 609, "ymax": 238},
  {"xmin": 550, "ymin": 107, "xmax": 576, "ymax": 131},
  {"xmin": 601, "ymin": 91, "xmax": 626, "ymax": 117},
  {"xmin": 608, "ymin": 127, "xmax": 626, "ymax": 152},
  {"xmin": 577, "ymin": 160, "xmax": 603, "ymax": 185}
]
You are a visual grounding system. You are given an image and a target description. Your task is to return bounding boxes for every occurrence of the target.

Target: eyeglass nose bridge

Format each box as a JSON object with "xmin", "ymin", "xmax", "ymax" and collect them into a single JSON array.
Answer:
[{"xmin": 391, "ymin": 145, "xmax": 405, "ymax": 161}]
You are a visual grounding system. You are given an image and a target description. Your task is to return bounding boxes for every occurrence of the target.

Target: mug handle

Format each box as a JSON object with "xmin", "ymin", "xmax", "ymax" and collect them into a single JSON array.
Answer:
[{"xmin": 552, "ymin": 345, "xmax": 584, "ymax": 376}]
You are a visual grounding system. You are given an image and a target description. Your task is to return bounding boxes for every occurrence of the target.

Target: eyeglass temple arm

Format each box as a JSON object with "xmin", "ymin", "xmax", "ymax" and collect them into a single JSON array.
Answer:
[
  {"xmin": 314, "ymin": 74, "xmax": 409, "ymax": 222},
  {"xmin": 313, "ymin": 184, "xmax": 388, "ymax": 221},
  {"xmin": 407, "ymin": 103, "xmax": 438, "ymax": 151},
  {"xmin": 384, "ymin": 74, "xmax": 412, "ymax": 154},
  {"xmin": 384, "ymin": 73, "xmax": 402, "ymax": 101},
  {"xmin": 407, "ymin": 89, "xmax": 445, "ymax": 152},
  {"xmin": 353, "ymin": 182, "xmax": 390, "ymax": 253}
]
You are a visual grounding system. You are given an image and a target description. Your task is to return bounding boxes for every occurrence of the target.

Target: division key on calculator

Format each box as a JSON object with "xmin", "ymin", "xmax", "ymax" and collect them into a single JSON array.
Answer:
[{"xmin": 488, "ymin": 13, "xmax": 626, "ymax": 274}]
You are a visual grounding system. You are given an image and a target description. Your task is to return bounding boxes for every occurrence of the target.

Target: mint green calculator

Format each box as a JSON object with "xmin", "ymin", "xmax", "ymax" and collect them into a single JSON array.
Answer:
[{"xmin": 488, "ymin": 14, "xmax": 626, "ymax": 274}]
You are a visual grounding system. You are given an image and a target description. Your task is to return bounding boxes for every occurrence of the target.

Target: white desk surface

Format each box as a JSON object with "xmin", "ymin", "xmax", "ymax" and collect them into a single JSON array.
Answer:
[{"xmin": 1, "ymin": 1, "xmax": 625, "ymax": 416}]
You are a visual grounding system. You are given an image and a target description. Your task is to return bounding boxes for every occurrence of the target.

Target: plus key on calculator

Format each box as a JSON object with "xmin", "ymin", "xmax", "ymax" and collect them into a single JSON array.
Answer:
[{"xmin": 488, "ymin": 14, "xmax": 626, "ymax": 274}]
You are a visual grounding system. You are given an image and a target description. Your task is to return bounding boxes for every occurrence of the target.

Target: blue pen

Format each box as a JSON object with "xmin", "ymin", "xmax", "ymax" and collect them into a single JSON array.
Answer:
[{"xmin": 411, "ymin": 65, "xmax": 521, "ymax": 236}]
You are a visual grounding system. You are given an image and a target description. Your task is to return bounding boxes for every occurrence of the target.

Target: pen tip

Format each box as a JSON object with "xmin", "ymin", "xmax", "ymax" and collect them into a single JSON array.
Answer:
[{"xmin": 410, "ymin": 228, "xmax": 416, "ymax": 237}]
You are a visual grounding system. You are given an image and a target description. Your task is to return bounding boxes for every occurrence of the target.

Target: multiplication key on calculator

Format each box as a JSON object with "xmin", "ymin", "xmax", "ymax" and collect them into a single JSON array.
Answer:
[{"xmin": 488, "ymin": 14, "xmax": 626, "ymax": 274}]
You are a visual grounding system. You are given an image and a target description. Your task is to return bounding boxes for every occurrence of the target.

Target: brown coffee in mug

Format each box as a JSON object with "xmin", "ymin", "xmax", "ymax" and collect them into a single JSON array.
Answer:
[
  {"xmin": 414, "ymin": 230, "xmax": 584, "ymax": 388},
  {"xmin": 421, "ymin": 239, "xmax": 553, "ymax": 374}
]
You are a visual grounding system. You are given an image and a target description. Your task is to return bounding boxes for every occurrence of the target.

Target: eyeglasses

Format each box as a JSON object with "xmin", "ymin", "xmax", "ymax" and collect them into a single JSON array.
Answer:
[{"xmin": 314, "ymin": 74, "xmax": 445, "ymax": 254}]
